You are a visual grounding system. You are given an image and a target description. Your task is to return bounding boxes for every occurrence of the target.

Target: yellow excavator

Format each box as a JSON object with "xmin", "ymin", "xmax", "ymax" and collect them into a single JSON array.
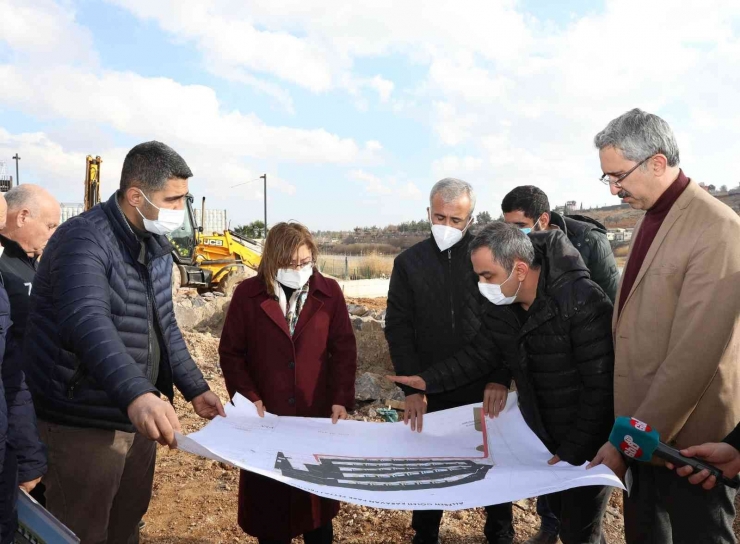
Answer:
[{"xmin": 83, "ymin": 156, "xmax": 261, "ymax": 295}]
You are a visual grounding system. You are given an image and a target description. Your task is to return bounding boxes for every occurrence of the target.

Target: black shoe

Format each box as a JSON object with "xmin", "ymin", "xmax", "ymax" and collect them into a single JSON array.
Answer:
[
  {"xmin": 523, "ymin": 530, "xmax": 559, "ymax": 544},
  {"xmin": 412, "ymin": 537, "xmax": 441, "ymax": 544}
]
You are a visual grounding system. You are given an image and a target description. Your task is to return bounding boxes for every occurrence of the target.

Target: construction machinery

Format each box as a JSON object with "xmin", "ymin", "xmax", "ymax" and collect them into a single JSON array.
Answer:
[
  {"xmin": 80, "ymin": 156, "xmax": 261, "ymax": 295},
  {"xmin": 169, "ymin": 195, "xmax": 262, "ymax": 295},
  {"xmin": 84, "ymin": 156, "xmax": 102, "ymax": 211}
]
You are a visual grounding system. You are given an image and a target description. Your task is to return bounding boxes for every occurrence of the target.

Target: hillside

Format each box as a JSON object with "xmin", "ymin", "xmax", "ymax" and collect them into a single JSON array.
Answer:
[{"xmin": 581, "ymin": 192, "xmax": 740, "ymax": 229}]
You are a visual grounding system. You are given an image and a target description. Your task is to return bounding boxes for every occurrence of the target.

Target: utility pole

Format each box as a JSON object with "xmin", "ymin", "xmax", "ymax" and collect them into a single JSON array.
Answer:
[
  {"xmin": 261, "ymin": 173, "xmax": 267, "ymax": 238},
  {"xmin": 12, "ymin": 154, "xmax": 20, "ymax": 186}
]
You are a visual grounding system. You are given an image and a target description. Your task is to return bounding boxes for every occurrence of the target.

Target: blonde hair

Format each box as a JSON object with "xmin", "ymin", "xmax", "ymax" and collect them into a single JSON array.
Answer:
[{"xmin": 258, "ymin": 222, "xmax": 318, "ymax": 297}]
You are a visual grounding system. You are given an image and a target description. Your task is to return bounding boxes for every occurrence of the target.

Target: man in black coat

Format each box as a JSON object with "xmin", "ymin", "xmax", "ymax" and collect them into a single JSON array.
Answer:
[
  {"xmin": 502, "ymin": 185, "xmax": 619, "ymax": 303},
  {"xmin": 385, "ymin": 178, "xmax": 513, "ymax": 544},
  {"xmin": 391, "ymin": 223, "xmax": 615, "ymax": 544},
  {"xmin": 25, "ymin": 141, "xmax": 225, "ymax": 543},
  {"xmin": 0, "ymin": 184, "xmax": 60, "ymax": 511},
  {"xmin": 0, "ymin": 192, "xmax": 47, "ymax": 544}
]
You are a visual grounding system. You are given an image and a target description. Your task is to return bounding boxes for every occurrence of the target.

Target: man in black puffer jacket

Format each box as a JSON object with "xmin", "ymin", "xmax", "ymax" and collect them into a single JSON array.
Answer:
[
  {"xmin": 502, "ymin": 185, "xmax": 619, "ymax": 303},
  {"xmin": 386, "ymin": 179, "xmax": 513, "ymax": 544},
  {"xmin": 391, "ymin": 224, "xmax": 614, "ymax": 544},
  {"xmin": 25, "ymin": 141, "xmax": 225, "ymax": 544}
]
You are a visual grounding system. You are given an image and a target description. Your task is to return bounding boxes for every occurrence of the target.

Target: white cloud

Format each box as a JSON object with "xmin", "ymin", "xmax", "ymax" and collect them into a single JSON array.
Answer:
[
  {"xmin": 0, "ymin": 128, "xmax": 126, "ymax": 199},
  {"xmin": 0, "ymin": 0, "xmax": 97, "ymax": 64},
  {"xmin": 351, "ymin": 170, "xmax": 392, "ymax": 195},
  {"xmin": 350, "ymin": 170, "xmax": 423, "ymax": 201},
  {"xmin": 0, "ymin": 65, "xmax": 376, "ymax": 166},
  {"xmin": 432, "ymin": 155, "xmax": 484, "ymax": 179},
  {"xmin": 369, "ymin": 76, "xmax": 395, "ymax": 102}
]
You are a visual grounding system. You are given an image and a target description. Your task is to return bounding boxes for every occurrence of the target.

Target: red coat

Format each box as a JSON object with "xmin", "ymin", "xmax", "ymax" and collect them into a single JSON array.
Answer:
[{"xmin": 219, "ymin": 271, "xmax": 357, "ymax": 540}]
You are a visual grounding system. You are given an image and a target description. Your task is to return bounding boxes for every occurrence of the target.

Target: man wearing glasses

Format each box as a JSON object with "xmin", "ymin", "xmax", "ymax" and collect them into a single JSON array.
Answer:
[{"xmin": 588, "ymin": 109, "xmax": 740, "ymax": 543}]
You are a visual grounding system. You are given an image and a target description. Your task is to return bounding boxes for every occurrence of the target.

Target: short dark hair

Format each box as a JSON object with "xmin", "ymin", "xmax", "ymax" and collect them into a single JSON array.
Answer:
[
  {"xmin": 501, "ymin": 186, "xmax": 550, "ymax": 221},
  {"xmin": 120, "ymin": 141, "xmax": 193, "ymax": 192},
  {"xmin": 469, "ymin": 222, "xmax": 535, "ymax": 273}
]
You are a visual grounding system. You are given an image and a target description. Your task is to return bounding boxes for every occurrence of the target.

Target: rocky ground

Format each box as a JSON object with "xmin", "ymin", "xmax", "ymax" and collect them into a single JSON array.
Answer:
[{"xmin": 144, "ymin": 294, "xmax": 734, "ymax": 543}]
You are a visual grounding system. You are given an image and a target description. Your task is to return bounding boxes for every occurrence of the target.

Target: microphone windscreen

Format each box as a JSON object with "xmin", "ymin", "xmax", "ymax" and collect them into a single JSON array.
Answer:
[{"xmin": 608, "ymin": 416, "xmax": 660, "ymax": 461}]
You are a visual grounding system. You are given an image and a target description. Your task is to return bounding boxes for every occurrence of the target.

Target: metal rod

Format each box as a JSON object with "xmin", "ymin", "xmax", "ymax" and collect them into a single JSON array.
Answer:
[
  {"xmin": 261, "ymin": 174, "xmax": 267, "ymax": 238},
  {"xmin": 12, "ymin": 154, "xmax": 20, "ymax": 185}
]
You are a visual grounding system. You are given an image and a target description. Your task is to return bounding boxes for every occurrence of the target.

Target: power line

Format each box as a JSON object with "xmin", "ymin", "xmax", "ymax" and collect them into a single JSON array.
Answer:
[{"xmin": 231, "ymin": 177, "xmax": 263, "ymax": 188}]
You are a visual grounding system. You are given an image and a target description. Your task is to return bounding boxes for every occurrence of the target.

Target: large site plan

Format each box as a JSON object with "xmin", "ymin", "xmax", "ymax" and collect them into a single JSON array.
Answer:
[{"xmin": 177, "ymin": 392, "xmax": 622, "ymax": 510}]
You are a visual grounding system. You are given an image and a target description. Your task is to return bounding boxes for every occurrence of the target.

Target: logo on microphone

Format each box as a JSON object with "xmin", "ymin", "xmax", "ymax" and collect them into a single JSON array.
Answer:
[
  {"xmin": 620, "ymin": 434, "xmax": 643, "ymax": 459},
  {"xmin": 629, "ymin": 418, "xmax": 652, "ymax": 433}
]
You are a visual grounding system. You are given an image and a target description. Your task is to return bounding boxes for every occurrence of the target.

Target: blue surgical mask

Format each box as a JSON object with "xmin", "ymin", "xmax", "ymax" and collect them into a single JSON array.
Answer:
[{"xmin": 520, "ymin": 219, "xmax": 541, "ymax": 235}]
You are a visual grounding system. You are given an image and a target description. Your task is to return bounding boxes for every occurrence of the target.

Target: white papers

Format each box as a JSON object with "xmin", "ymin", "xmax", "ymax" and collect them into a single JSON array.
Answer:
[{"xmin": 177, "ymin": 392, "xmax": 623, "ymax": 510}]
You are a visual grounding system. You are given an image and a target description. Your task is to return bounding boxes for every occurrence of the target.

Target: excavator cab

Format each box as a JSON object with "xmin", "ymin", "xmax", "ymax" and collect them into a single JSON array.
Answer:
[{"xmin": 168, "ymin": 195, "xmax": 212, "ymax": 290}]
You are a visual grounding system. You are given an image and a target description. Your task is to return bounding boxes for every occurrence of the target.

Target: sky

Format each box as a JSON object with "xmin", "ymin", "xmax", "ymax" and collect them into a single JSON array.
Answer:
[{"xmin": 1, "ymin": 0, "xmax": 739, "ymax": 230}]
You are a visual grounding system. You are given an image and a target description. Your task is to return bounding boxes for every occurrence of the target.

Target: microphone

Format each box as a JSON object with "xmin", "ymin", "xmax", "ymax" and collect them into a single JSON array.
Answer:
[{"xmin": 609, "ymin": 417, "xmax": 740, "ymax": 489}]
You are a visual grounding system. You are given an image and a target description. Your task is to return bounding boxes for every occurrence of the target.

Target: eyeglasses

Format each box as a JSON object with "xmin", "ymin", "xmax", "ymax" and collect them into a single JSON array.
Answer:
[
  {"xmin": 283, "ymin": 259, "xmax": 315, "ymax": 270},
  {"xmin": 599, "ymin": 156, "xmax": 653, "ymax": 188}
]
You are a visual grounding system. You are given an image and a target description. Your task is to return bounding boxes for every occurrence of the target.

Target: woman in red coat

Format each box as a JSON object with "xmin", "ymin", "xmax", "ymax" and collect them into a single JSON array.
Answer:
[{"xmin": 219, "ymin": 222, "xmax": 357, "ymax": 544}]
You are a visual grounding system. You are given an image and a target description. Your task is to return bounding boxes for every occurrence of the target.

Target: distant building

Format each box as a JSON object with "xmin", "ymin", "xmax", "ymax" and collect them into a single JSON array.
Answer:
[
  {"xmin": 0, "ymin": 161, "xmax": 12, "ymax": 193},
  {"xmin": 608, "ymin": 228, "xmax": 632, "ymax": 242},
  {"xmin": 60, "ymin": 203, "xmax": 84, "ymax": 223},
  {"xmin": 194, "ymin": 209, "xmax": 227, "ymax": 235}
]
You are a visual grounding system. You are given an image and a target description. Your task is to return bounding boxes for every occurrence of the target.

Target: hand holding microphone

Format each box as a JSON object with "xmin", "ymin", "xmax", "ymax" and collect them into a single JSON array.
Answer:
[{"xmin": 607, "ymin": 417, "xmax": 740, "ymax": 489}]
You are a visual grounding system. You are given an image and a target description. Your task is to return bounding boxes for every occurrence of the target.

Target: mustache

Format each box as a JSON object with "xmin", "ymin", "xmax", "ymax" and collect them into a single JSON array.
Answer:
[{"xmin": 618, "ymin": 189, "xmax": 633, "ymax": 199}]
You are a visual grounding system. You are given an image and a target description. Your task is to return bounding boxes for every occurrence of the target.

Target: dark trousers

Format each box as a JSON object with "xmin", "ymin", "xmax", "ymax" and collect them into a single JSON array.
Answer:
[
  {"xmin": 536, "ymin": 495, "xmax": 560, "ymax": 535},
  {"xmin": 624, "ymin": 463, "xmax": 737, "ymax": 544},
  {"xmin": 410, "ymin": 394, "xmax": 515, "ymax": 544},
  {"xmin": 0, "ymin": 448, "xmax": 19, "ymax": 544},
  {"xmin": 543, "ymin": 485, "xmax": 610, "ymax": 544},
  {"xmin": 39, "ymin": 420, "xmax": 156, "ymax": 544},
  {"xmin": 258, "ymin": 522, "xmax": 333, "ymax": 544},
  {"xmin": 412, "ymin": 503, "xmax": 514, "ymax": 544}
]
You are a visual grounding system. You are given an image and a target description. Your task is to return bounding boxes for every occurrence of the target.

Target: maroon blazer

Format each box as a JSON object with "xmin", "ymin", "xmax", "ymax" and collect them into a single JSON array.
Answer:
[{"xmin": 219, "ymin": 270, "xmax": 357, "ymax": 539}]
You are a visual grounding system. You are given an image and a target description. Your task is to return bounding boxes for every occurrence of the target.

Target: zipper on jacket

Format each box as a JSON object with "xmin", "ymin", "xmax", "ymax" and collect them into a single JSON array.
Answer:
[
  {"xmin": 143, "ymin": 269, "xmax": 156, "ymax": 385},
  {"xmin": 67, "ymin": 364, "xmax": 87, "ymax": 399},
  {"xmin": 448, "ymin": 249, "xmax": 455, "ymax": 332}
]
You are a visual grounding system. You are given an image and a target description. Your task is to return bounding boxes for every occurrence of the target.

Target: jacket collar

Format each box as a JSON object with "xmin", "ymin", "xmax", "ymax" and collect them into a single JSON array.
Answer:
[
  {"xmin": 0, "ymin": 233, "xmax": 35, "ymax": 266},
  {"xmin": 244, "ymin": 269, "xmax": 334, "ymax": 298},
  {"xmin": 101, "ymin": 192, "xmax": 173, "ymax": 263},
  {"xmin": 429, "ymin": 229, "xmax": 472, "ymax": 259},
  {"xmin": 614, "ymin": 178, "xmax": 697, "ymax": 325}
]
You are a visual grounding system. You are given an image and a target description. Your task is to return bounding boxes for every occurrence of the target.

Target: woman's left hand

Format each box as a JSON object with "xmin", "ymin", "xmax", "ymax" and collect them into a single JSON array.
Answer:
[{"xmin": 331, "ymin": 405, "xmax": 348, "ymax": 424}]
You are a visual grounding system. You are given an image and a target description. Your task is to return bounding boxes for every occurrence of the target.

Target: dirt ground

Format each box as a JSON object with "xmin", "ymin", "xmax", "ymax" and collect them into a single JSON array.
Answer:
[{"xmin": 345, "ymin": 297, "xmax": 388, "ymax": 312}]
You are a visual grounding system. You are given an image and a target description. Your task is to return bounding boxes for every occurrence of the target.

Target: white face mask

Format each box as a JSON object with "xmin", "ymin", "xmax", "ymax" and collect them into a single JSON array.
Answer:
[
  {"xmin": 277, "ymin": 262, "xmax": 314, "ymax": 289},
  {"xmin": 478, "ymin": 267, "xmax": 522, "ymax": 306},
  {"xmin": 429, "ymin": 212, "xmax": 473, "ymax": 252},
  {"xmin": 136, "ymin": 191, "xmax": 186, "ymax": 236}
]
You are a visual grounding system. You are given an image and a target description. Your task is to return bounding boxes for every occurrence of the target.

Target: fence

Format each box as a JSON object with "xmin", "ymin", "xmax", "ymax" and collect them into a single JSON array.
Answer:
[{"xmin": 317, "ymin": 254, "xmax": 395, "ymax": 280}]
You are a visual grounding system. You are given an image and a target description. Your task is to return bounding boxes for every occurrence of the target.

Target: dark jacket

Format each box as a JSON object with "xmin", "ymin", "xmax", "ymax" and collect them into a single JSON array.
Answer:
[
  {"xmin": 0, "ymin": 284, "xmax": 10, "ymax": 476},
  {"xmin": 0, "ymin": 235, "xmax": 36, "ymax": 347},
  {"xmin": 420, "ymin": 231, "xmax": 615, "ymax": 465},
  {"xmin": 219, "ymin": 271, "xmax": 357, "ymax": 540},
  {"xmin": 25, "ymin": 192, "xmax": 210, "ymax": 432},
  {"xmin": 724, "ymin": 423, "xmax": 740, "ymax": 451},
  {"xmin": 385, "ymin": 232, "xmax": 508, "ymax": 408},
  {"xmin": 549, "ymin": 212, "xmax": 619, "ymax": 303},
  {"xmin": 0, "ymin": 272, "xmax": 46, "ymax": 541}
]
